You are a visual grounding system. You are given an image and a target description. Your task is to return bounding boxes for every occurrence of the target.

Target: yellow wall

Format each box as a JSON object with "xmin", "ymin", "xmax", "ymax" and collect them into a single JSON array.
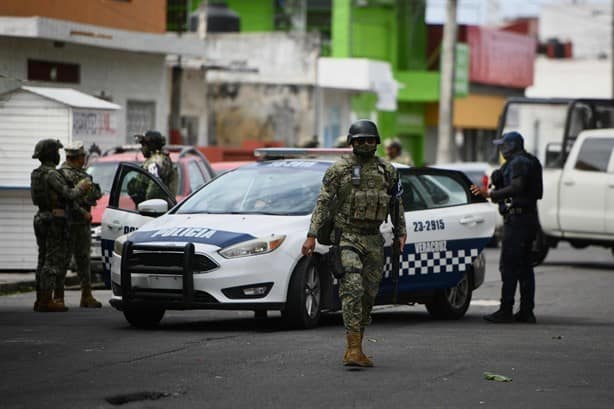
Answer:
[
  {"xmin": 0, "ymin": 0, "xmax": 166, "ymax": 33},
  {"xmin": 425, "ymin": 94, "xmax": 506, "ymax": 130}
]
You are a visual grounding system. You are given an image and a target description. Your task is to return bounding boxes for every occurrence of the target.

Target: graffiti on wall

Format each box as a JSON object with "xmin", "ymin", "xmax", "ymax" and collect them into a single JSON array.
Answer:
[{"xmin": 72, "ymin": 109, "xmax": 118, "ymax": 137}]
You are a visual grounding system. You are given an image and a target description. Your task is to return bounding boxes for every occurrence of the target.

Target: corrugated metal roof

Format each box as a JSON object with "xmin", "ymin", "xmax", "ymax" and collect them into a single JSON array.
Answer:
[{"xmin": 22, "ymin": 86, "xmax": 121, "ymax": 110}]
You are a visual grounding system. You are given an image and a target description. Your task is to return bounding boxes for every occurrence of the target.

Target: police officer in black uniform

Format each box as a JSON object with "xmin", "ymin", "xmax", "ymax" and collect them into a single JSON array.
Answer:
[{"xmin": 471, "ymin": 131, "xmax": 543, "ymax": 324}]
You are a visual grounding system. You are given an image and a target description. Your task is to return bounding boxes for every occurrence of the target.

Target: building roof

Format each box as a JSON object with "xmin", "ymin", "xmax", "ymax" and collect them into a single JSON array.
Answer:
[
  {"xmin": 21, "ymin": 86, "xmax": 121, "ymax": 109},
  {"xmin": 0, "ymin": 16, "xmax": 207, "ymax": 56}
]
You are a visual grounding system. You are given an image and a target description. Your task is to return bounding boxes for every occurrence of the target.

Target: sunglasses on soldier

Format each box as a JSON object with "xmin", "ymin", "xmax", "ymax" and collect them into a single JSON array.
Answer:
[{"xmin": 354, "ymin": 137, "xmax": 378, "ymax": 145}]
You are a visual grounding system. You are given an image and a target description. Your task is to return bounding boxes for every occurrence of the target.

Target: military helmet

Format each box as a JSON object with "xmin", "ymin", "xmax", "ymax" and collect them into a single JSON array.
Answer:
[
  {"xmin": 64, "ymin": 141, "xmax": 86, "ymax": 158},
  {"xmin": 32, "ymin": 139, "xmax": 63, "ymax": 160},
  {"xmin": 135, "ymin": 130, "xmax": 166, "ymax": 150},
  {"xmin": 346, "ymin": 119, "xmax": 381, "ymax": 145}
]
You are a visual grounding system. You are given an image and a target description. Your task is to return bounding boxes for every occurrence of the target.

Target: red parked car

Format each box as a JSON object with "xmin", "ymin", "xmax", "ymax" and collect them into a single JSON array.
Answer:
[{"xmin": 86, "ymin": 145, "xmax": 215, "ymax": 276}]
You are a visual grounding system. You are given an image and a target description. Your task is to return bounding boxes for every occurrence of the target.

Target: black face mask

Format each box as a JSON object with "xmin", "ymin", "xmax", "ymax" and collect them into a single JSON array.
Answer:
[
  {"xmin": 141, "ymin": 145, "xmax": 152, "ymax": 158},
  {"xmin": 500, "ymin": 141, "xmax": 518, "ymax": 160},
  {"xmin": 353, "ymin": 143, "xmax": 377, "ymax": 159},
  {"xmin": 51, "ymin": 151, "xmax": 60, "ymax": 165}
]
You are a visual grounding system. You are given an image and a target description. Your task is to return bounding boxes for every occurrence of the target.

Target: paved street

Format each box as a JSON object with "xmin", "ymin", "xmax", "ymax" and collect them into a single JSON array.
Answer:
[{"xmin": 1, "ymin": 244, "xmax": 613, "ymax": 409}]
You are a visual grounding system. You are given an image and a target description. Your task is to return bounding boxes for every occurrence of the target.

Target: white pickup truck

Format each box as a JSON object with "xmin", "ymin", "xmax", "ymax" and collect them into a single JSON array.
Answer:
[{"xmin": 534, "ymin": 129, "xmax": 614, "ymax": 263}]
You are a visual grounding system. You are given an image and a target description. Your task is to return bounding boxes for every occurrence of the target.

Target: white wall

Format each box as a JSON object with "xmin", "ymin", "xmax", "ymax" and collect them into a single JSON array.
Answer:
[
  {"xmin": 0, "ymin": 91, "xmax": 70, "ymax": 187},
  {"xmin": 539, "ymin": 2, "xmax": 610, "ymax": 59},
  {"xmin": 526, "ymin": 56, "xmax": 611, "ymax": 99},
  {"xmin": 0, "ymin": 37, "xmax": 169, "ymax": 146},
  {"xmin": 0, "ymin": 189, "xmax": 37, "ymax": 270},
  {"xmin": 317, "ymin": 88, "xmax": 353, "ymax": 147}
]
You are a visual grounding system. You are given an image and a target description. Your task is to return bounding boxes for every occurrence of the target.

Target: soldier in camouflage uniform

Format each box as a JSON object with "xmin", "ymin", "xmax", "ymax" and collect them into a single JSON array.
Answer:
[
  {"xmin": 302, "ymin": 120, "xmax": 407, "ymax": 367},
  {"xmin": 57, "ymin": 142, "xmax": 103, "ymax": 308},
  {"xmin": 128, "ymin": 130, "xmax": 177, "ymax": 205},
  {"xmin": 30, "ymin": 139, "xmax": 91, "ymax": 312}
]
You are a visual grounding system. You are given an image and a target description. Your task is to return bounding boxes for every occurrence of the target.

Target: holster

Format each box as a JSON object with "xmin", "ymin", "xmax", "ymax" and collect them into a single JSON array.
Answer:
[{"xmin": 327, "ymin": 245, "xmax": 345, "ymax": 279}]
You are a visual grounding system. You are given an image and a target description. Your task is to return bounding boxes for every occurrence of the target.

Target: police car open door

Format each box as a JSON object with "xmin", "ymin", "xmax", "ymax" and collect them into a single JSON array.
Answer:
[
  {"xmin": 378, "ymin": 167, "xmax": 496, "ymax": 318},
  {"xmin": 100, "ymin": 162, "xmax": 177, "ymax": 285}
]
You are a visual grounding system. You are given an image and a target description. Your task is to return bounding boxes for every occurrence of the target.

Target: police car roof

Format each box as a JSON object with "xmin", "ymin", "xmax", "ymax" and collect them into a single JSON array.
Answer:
[{"xmin": 254, "ymin": 147, "xmax": 352, "ymax": 161}]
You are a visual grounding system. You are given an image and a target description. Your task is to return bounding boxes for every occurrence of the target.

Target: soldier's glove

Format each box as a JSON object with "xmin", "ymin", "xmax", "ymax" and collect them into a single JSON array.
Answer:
[{"xmin": 76, "ymin": 178, "xmax": 92, "ymax": 193}]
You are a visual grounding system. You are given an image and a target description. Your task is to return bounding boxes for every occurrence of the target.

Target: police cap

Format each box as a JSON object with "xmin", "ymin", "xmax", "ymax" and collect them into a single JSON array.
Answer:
[
  {"xmin": 64, "ymin": 141, "xmax": 86, "ymax": 157},
  {"xmin": 493, "ymin": 131, "xmax": 523, "ymax": 146}
]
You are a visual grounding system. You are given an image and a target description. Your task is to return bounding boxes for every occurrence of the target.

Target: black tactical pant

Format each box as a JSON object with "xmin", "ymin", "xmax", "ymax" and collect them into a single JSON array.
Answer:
[{"xmin": 500, "ymin": 213, "xmax": 538, "ymax": 312}]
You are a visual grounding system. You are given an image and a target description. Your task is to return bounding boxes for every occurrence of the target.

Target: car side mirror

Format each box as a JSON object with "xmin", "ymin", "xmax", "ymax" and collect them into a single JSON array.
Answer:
[{"xmin": 137, "ymin": 199, "xmax": 168, "ymax": 217}]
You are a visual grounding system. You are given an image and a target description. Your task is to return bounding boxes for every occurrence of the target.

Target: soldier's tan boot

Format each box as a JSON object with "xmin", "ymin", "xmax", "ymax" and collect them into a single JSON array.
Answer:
[
  {"xmin": 80, "ymin": 285, "xmax": 102, "ymax": 308},
  {"xmin": 53, "ymin": 287, "xmax": 67, "ymax": 310},
  {"xmin": 343, "ymin": 331, "xmax": 374, "ymax": 367},
  {"xmin": 359, "ymin": 330, "xmax": 374, "ymax": 366},
  {"xmin": 37, "ymin": 291, "xmax": 68, "ymax": 312}
]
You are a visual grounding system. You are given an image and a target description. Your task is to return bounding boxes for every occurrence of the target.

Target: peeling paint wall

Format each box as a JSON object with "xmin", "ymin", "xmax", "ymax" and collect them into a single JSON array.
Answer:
[
  {"xmin": 208, "ymin": 83, "xmax": 315, "ymax": 147},
  {"xmin": 202, "ymin": 32, "xmax": 320, "ymax": 147}
]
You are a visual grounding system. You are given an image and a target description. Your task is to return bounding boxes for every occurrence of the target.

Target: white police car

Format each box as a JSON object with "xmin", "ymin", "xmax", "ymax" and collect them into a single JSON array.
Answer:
[{"xmin": 102, "ymin": 149, "xmax": 496, "ymax": 328}]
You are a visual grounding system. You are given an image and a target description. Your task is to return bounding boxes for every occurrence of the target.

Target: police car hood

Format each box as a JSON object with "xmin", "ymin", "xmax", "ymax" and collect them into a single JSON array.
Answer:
[{"xmin": 128, "ymin": 213, "xmax": 310, "ymax": 250}]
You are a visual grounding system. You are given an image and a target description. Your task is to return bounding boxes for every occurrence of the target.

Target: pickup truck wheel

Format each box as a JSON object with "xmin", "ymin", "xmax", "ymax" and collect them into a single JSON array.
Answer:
[
  {"xmin": 531, "ymin": 229, "xmax": 549, "ymax": 266},
  {"xmin": 123, "ymin": 307, "xmax": 165, "ymax": 329},
  {"xmin": 425, "ymin": 271, "xmax": 473, "ymax": 320},
  {"xmin": 282, "ymin": 257, "xmax": 321, "ymax": 329}
]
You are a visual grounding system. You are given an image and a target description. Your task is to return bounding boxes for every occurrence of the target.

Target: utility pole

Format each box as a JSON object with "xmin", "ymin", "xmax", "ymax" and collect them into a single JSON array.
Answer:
[{"xmin": 436, "ymin": 0, "xmax": 458, "ymax": 163}]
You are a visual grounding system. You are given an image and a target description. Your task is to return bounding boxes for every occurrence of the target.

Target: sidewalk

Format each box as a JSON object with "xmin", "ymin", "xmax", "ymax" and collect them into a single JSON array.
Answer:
[{"xmin": 0, "ymin": 271, "xmax": 87, "ymax": 294}]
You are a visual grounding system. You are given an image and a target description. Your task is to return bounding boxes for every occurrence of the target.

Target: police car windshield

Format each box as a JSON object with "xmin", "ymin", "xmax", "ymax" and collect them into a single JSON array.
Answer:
[{"xmin": 176, "ymin": 161, "xmax": 327, "ymax": 216}]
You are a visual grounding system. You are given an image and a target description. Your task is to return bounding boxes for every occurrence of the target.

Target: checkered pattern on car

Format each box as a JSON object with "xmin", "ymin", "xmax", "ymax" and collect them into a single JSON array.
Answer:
[{"xmin": 383, "ymin": 248, "xmax": 479, "ymax": 277}]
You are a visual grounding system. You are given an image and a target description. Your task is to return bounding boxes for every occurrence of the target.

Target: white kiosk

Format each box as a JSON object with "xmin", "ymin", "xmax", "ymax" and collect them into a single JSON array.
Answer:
[{"xmin": 0, "ymin": 86, "xmax": 120, "ymax": 270}]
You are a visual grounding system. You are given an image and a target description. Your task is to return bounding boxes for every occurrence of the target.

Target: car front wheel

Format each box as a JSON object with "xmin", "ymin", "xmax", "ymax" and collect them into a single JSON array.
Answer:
[
  {"xmin": 425, "ymin": 271, "xmax": 473, "ymax": 320},
  {"xmin": 123, "ymin": 307, "xmax": 165, "ymax": 328},
  {"xmin": 282, "ymin": 257, "xmax": 321, "ymax": 329}
]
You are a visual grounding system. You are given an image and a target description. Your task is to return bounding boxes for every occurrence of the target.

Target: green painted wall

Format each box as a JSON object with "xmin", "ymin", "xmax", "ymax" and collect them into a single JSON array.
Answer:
[
  {"xmin": 351, "ymin": 7, "xmax": 397, "ymax": 66},
  {"xmin": 396, "ymin": 71, "xmax": 440, "ymax": 102},
  {"xmin": 225, "ymin": 0, "xmax": 274, "ymax": 32},
  {"xmin": 331, "ymin": 0, "xmax": 351, "ymax": 57}
]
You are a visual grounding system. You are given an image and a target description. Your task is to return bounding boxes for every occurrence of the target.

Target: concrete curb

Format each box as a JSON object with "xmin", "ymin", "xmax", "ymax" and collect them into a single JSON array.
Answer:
[{"xmin": 0, "ymin": 272, "xmax": 91, "ymax": 295}]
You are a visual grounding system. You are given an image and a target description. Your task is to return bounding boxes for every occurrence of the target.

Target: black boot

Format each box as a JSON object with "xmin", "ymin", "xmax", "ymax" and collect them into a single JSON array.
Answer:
[
  {"xmin": 484, "ymin": 306, "xmax": 514, "ymax": 323},
  {"xmin": 514, "ymin": 310, "xmax": 536, "ymax": 324}
]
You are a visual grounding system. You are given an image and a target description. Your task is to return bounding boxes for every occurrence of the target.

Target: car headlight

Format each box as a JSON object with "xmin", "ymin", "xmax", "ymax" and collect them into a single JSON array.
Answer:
[
  {"xmin": 113, "ymin": 234, "xmax": 129, "ymax": 256},
  {"xmin": 218, "ymin": 234, "xmax": 286, "ymax": 259}
]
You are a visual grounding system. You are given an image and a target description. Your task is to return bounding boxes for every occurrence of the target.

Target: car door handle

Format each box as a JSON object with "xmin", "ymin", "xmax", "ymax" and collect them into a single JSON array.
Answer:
[
  {"xmin": 459, "ymin": 216, "xmax": 484, "ymax": 225},
  {"xmin": 563, "ymin": 180, "xmax": 575, "ymax": 186},
  {"xmin": 107, "ymin": 220, "xmax": 121, "ymax": 229}
]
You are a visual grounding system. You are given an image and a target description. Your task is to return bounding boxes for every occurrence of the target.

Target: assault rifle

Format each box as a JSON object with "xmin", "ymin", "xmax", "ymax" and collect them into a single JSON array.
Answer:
[{"xmin": 390, "ymin": 192, "xmax": 401, "ymax": 304}]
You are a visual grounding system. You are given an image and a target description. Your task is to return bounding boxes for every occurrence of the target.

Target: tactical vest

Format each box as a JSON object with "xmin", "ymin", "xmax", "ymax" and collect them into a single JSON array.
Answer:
[
  {"xmin": 31, "ymin": 166, "xmax": 51, "ymax": 210},
  {"xmin": 337, "ymin": 156, "xmax": 392, "ymax": 225},
  {"xmin": 522, "ymin": 152, "xmax": 543, "ymax": 200}
]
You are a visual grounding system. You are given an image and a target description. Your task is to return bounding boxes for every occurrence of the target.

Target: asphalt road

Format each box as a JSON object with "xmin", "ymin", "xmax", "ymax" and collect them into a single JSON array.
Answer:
[{"xmin": 1, "ymin": 244, "xmax": 613, "ymax": 409}]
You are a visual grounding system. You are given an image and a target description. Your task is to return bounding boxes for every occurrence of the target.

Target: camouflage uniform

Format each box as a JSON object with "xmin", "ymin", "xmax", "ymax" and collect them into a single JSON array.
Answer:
[
  {"xmin": 31, "ymin": 164, "xmax": 89, "ymax": 292},
  {"xmin": 128, "ymin": 151, "xmax": 177, "ymax": 205},
  {"xmin": 308, "ymin": 154, "xmax": 406, "ymax": 333},
  {"xmin": 59, "ymin": 161, "xmax": 102, "ymax": 291},
  {"xmin": 142, "ymin": 151, "xmax": 177, "ymax": 198}
]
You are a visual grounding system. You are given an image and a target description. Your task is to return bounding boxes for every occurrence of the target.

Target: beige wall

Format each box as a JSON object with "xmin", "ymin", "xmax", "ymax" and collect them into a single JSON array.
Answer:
[
  {"xmin": 0, "ymin": 0, "xmax": 166, "ymax": 33},
  {"xmin": 425, "ymin": 94, "xmax": 506, "ymax": 130}
]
